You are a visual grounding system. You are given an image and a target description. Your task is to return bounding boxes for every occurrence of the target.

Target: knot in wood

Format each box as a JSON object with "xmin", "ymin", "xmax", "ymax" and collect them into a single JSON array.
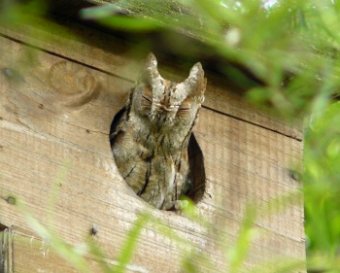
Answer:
[{"xmin": 49, "ymin": 61, "xmax": 98, "ymax": 107}]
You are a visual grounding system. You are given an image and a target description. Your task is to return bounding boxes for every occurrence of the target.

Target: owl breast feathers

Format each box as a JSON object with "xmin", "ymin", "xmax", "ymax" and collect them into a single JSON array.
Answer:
[{"xmin": 111, "ymin": 53, "xmax": 206, "ymax": 210}]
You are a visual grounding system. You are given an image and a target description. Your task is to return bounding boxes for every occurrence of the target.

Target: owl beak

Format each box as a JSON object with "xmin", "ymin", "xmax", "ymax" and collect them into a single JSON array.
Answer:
[
  {"xmin": 158, "ymin": 104, "xmax": 176, "ymax": 112},
  {"xmin": 160, "ymin": 106, "xmax": 172, "ymax": 112}
]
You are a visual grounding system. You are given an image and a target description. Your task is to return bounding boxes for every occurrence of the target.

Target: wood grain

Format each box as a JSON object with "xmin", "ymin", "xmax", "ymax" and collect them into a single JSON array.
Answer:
[
  {"xmin": 0, "ymin": 35, "xmax": 305, "ymax": 272},
  {"xmin": 0, "ymin": 227, "xmax": 147, "ymax": 273},
  {"xmin": 0, "ymin": 21, "xmax": 302, "ymax": 140}
]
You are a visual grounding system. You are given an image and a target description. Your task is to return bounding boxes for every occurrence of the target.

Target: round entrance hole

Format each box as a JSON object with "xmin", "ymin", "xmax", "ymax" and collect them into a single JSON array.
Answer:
[{"xmin": 109, "ymin": 107, "xmax": 206, "ymax": 210}]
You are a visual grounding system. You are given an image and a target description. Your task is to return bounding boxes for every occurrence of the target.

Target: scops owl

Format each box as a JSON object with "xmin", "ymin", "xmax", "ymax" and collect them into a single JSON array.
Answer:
[{"xmin": 111, "ymin": 53, "xmax": 206, "ymax": 210}]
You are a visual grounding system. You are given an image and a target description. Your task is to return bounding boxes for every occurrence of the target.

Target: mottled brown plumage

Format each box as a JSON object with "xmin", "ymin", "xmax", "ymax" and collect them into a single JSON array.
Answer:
[{"xmin": 111, "ymin": 53, "xmax": 206, "ymax": 210}]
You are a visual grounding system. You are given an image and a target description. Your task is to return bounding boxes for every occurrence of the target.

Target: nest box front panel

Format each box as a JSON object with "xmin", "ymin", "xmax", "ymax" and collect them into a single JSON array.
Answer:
[{"xmin": 0, "ymin": 34, "xmax": 304, "ymax": 273}]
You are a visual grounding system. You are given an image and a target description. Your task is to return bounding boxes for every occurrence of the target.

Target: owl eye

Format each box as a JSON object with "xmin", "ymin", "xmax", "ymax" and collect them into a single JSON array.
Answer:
[
  {"xmin": 141, "ymin": 85, "xmax": 153, "ymax": 108},
  {"xmin": 143, "ymin": 84, "xmax": 153, "ymax": 97},
  {"xmin": 142, "ymin": 95, "xmax": 152, "ymax": 103},
  {"xmin": 178, "ymin": 100, "xmax": 191, "ymax": 112},
  {"xmin": 141, "ymin": 95, "xmax": 152, "ymax": 110}
]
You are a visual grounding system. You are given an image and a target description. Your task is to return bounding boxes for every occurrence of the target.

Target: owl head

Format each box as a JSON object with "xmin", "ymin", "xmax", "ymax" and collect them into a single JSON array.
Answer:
[{"xmin": 131, "ymin": 53, "xmax": 206, "ymax": 129}]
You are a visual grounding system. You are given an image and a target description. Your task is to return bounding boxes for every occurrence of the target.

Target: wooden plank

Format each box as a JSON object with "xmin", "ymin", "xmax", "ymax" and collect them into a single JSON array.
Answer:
[
  {"xmin": 0, "ymin": 227, "xmax": 148, "ymax": 273},
  {"xmin": 0, "ymin": 21, "xmax": 303, "ymax": 140},
  {"xmin": 0, "ymin": 35, "xmax": 305, "ymax": 272}
]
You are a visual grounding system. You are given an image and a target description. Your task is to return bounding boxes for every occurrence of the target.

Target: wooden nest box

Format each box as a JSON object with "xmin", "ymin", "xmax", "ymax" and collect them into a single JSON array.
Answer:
[{"xmin": 0, "ymin": 6, "xmax": 305, "ymax": 273}]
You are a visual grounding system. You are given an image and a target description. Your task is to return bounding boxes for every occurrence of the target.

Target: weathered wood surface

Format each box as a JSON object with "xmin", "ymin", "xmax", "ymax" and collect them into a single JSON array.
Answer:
[
  {"xmin": 1, "ymin": 227, "xmax": 144, "ymax": 273},
  {"xmin": 0, "ymin": 22, "xmax": 303, "ymax": 140},
  {"xmin": 0, "ymin": 33, "xmax": 305, "ymax": 272}
]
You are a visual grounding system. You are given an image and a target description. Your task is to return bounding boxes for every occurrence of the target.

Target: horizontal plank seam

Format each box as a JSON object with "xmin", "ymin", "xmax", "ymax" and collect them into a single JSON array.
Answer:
[
  {"xmin": 203, "ymin": 105, "xmax": 303, "ymax": 141},
  {"xmin": 0, "ymin": 120, "xmax": 111, "ymax": 158},
  {"xmin": 0, "ymin": 32, "xmax": 302, "ymax": 141},
  {"xmin": 0, "ymin": 32, "xmax": 134, "ymax": 84}
]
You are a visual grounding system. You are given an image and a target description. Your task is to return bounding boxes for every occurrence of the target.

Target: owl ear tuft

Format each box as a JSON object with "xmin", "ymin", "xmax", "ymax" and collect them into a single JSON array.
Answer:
[
  {"xmin": 141, "ymin": 52, "xmax": 161, "ymax": 84},
  {"xmin": 145, "ymin": 53, "xmax": 158, "ymax": 69},
  {"xmin": 184, "ymin": 62, "xmax": 206, "ymax": 96},
  {"xmin": 189, "ymin": 62, "xmax": 204, "ymax": 80}
]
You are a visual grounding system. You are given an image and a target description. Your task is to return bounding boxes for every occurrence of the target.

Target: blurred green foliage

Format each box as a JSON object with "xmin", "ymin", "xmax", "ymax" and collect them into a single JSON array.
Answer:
[
  {"xmin": 304, "ymin": 102, "xmax": 340, "ymax": 272},
  {"xmin": 1, "ymin": 0, "xmax": 340, "ymax": 272},
  {"xmin": 81, "ymin": 0, "xmax": 340, "ymax": 117}
]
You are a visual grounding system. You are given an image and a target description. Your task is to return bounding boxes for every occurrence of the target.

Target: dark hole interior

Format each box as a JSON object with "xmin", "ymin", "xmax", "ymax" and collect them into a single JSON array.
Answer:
[
  {"xmin": 0, "ymin": 223, "xmax": 7, "ymax": 232},
  {"xmin": 187, "ymin": 134, "xmax": 206, "ymax": 203},
  {"xmin": 109, "ymin": 107, "xmax": 206, "ymax": 209}
]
